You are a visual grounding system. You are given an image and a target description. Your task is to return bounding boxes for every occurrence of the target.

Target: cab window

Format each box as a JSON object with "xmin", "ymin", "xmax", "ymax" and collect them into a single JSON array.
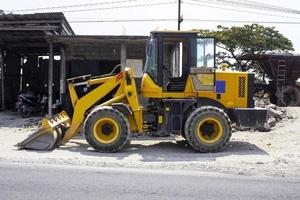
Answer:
[
  {"xmin": 145, "ymin": 39, "xmax": 158, "ymax": 82},
  {"xmin": 197, "ymin": 38, "xmax": 215, "ymax": 68}
]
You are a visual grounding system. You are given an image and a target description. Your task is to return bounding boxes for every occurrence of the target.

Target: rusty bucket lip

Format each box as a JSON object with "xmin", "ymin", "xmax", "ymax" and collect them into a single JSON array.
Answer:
[
  {"xmin": 16, "ymin": 111, "xmax": 71, "ymax": 151},
  {"xmin": 16, "ymin": 128, "xmax": 59, "ymax": 151},
  {"xmin": 16, "ymin": 128, "xmax": 49, "ymax": 147}
]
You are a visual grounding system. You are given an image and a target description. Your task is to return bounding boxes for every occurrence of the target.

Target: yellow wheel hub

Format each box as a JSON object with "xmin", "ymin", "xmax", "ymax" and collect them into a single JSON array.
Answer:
[
  {"xmin": 196, "ymin": 117, "xmax": 223, "ymax": 144},
  {"xmin": 93, "ymin": 117, "xmax": 119, "ymax": 144}
]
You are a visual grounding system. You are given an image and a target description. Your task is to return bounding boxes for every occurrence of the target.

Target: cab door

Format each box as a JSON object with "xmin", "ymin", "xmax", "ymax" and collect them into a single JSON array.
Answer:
[{"xmin": 191, "ymin": 37, "xmax": 216, "ymax": 92}]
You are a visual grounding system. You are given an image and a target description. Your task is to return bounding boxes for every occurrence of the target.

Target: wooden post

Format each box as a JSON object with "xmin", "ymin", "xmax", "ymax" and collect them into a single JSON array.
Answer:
[
  {"xmin": 59, "ymin": 47, "xmax": 66, "ymax": 103},
  {"xmin": 0, "ymin": 47, "xmax": 4, "ymax": 110},
  {"xmin": 48, "ymin": 42, "xmax": 53, "ymax": 116},
  {"xmin": 121, "ymin": 44, "xmax": 126, "ymax": 70}
]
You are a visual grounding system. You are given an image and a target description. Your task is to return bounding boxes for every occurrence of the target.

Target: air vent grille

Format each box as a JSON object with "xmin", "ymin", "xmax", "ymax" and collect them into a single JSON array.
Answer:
[{"xmin": 238, "ymin": 77, "xmax": 246, "ymax": 98}]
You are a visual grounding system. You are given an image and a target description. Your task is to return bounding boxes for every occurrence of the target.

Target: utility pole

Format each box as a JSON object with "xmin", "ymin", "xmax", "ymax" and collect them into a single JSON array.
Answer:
[{"xmin": 177, "ymin": 0, "xmax": 183, "ymax": 30}]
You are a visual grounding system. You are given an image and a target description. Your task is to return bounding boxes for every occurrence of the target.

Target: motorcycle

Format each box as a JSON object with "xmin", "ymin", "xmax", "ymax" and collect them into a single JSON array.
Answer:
[{"xmin": 16, "ymin": 89, "xmax": 48, "ymax": 118}]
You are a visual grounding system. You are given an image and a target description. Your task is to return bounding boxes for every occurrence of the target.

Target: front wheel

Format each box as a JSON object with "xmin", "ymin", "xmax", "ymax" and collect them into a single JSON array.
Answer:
[
  {"xmin": 84, "ymin": 107, "xmax": 130, "ymax": 152},
  {"xmin": 184, "ymin": 106, "xmax": 231, "ymax": 152}
]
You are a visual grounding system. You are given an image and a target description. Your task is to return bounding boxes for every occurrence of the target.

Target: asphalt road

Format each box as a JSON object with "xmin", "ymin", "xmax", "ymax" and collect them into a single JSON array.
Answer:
[{"xmin": 0, "ymin": 162, "xmax": 299, "ymax": 200}]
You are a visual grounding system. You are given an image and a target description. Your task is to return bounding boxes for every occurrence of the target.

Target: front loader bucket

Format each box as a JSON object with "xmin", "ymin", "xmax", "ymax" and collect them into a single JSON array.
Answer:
[{"xmin": 17, "ymin": 111, "xmax": 71, "ymax": 151}]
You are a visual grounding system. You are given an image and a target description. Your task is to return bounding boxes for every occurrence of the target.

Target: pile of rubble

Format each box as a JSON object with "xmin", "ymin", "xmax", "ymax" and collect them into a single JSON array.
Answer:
[
  {"xmin": 255, "ymin": 97, "xmax": 293, "ymax": 131},
  {"xmin": 233, "ymin": 96, "xmax": 293, "ymax": 132}
]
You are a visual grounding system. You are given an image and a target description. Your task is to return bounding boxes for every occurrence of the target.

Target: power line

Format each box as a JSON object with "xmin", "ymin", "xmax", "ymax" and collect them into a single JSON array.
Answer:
[
  {"xmin": 6, "ymin": 0, "xmax": 139, "ymax": 12},
  {"xmin": 233, "ymin": 0, "xmax": 300, "ymax": 15},
  {"xmin": 238, "ymin": 0, "xmax": 300, "ymax": 14},
  {"xmin": 185, "ymin": 19, "xmax": 300, "ymax": 24},
  {"xmin": 69, "ymin": 19, "xmax": 175, "ymax": 23},
  {"xmin": 190, "ymin": 0, "xmax": 300, "ymax": 15},
  {"xmin": 4, "ymin": 0, "xmax": 176, "ymax": 14},
  {"xmin": 63, "ymin": 1, "xmax": 176, "ymax": 13},
  {"xmin": 4, "ymin": 0, "xmax": 300, "ymax": 20},
  {"xmin": 184, "ymin": 1, "xmax": 300, "ymax": 20},
  {"xmin": 68, "ymin": 18, "xmax": 300, "ymax": 25}
]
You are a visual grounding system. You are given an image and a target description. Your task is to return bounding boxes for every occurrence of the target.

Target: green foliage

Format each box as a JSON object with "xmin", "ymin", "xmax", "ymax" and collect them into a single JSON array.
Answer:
[{"xmin": 193, "ymin": 24, "xmax": 294, "ymax": 70}]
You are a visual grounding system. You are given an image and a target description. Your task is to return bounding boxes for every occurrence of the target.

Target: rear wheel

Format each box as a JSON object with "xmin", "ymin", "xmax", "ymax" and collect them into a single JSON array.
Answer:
[
  {"xmin": 282, "ymin": 85, "xmax": 300, "ymax": 106},
  {"xmin": 184, "ymin": 106, "xmax": 231, "ymax": 152},
  {"xmin": 21, "ymin": 108, "xmax": 31, "ymax": 118},
  {"xmin": 84, "ymin": 107, "xmax": 130, "ymax": 152}
]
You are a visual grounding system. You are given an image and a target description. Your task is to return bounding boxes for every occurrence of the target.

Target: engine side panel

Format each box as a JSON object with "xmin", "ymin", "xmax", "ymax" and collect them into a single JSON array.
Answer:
[
  {"xmin": 141, "ymin": 70, "xmax": 254, "ymax": 109},
  {"xmin": 195, "ymin": 71, "xmax": 250, "ymax": 108}
]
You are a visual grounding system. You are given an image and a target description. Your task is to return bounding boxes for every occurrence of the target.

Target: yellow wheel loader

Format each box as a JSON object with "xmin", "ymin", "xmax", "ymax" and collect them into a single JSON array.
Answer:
[{"xmin": 17, "ymin": 31, "xmax": 267, "ymax": 153}]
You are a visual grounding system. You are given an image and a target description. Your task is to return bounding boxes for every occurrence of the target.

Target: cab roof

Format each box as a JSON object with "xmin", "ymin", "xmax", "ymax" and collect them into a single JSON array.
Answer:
[
  {"xmin": 150, "ymin": 30, "xmax": 199, "ymax": 34},
  {"xmin": 150, "ymin": 30, "xmax": 199, "ymax": 39}
]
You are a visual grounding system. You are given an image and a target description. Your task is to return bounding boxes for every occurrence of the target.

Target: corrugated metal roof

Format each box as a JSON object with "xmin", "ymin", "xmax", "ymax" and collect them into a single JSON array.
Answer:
[
  {"xmin": 47, "ymin": 35, "xmax": 149, "ymax": 45},
  {"xmin": 0, "ymin": 12, "xmax": 74, "ymax": 35},
  {"xmin": 0, "ymin": 12, "xmax": 74, "ymax": 55},
  {"xmin": 1, "ymin": 12, "xmax": 64, "ymax": 21}
]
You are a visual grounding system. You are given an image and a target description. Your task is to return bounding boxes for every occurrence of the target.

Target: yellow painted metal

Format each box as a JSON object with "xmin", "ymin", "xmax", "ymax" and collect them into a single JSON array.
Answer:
[
  {"xmin": 34, "ymin": 65, "xmax": 249, "ymax": 147},
  {"xmin": 141, "ymin": 73, "xmax": 163, "ymax": 98},
  {"xmin": 59, "ymin": 67, "xmax": 144, "ymax": 145},
  {"xmin": 63, "ymin": 75, "xmax": 123, "ymax": 143},
  {"xmin": 220, "ymin": 63, "xmax": 229, "ymax": 71},
  {"xmin": 196, "ymin": 117, "xmax": 223, "ymax": 144},
  {"xmin": 100, "ymin": 94, "xmax": 126, "ymax": 107},
  {"xmin": 184, "ymin": 77, "xmax": 198, "ymax": 98},
  {"xmin": 93, "ymin": 117, "xmax": 119, "ymax": 144},
  {"xmin": 68, "ymin": 83, "xmax": 78, "ymax": 108},
  {"xmin": 123, "ymin": 68, "xmax": 143, "ymax": 133},
  {"xmin": 23, "ymin": 32, "xmax": 253, "ymax": 150},
  {"xmin": 88, "ymin": 76, "xmax": 112, "ymax": 85},
  {"xmin": 197, "ymin": 74, "xmax": 214, "ymax": 86},
  {"xmin": 192, "ymin": 71, "xmax": 248, "ymax": 108},
  {"xmin": 127, "ymin": 115, "xmax": 138, "ymax": 131},
  {"xmin": 158, "ymin": 116, "xmax": 163, "ymax": 124},
  {"xmin": 40, "ymin": 111, "xmax": 71, "ymax": 135},
  {"xmin": 140, "ymin": 69, "xmax": 249, "ymax": 108},
  {"xmin": 206, "ymin": 70, "xmax": 248, "ymax": 108},
  {"xmin": 30, "ymin": 72, "xmax": 127, "ymax": 146}
]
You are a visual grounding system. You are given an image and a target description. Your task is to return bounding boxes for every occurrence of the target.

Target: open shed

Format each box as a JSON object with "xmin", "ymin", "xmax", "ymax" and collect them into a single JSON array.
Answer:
[
  {"xmin": 0, "ymin": 12, "xmax": 74, "ymax": 114},
  {"xmin": 48, "ymin": 35, "xmax": 148, "ymax": 115},
  {"xmin": 0, "ymin": 12, "xmax": 148, "ymax": 116}
]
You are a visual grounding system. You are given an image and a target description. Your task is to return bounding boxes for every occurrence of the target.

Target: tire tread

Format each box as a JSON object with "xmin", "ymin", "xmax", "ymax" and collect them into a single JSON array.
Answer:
[
  {"xmin": 84, "ymin": 106, "xmax": 130, "ymax": 152},
  {"xmin": 184, "ymin": 106, "xmax": 231, "ymax": 153}
]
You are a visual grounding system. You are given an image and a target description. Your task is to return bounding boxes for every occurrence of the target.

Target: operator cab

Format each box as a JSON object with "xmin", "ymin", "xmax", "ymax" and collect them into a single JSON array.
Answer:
[{"xmin": 144, "ymin": 31, "xmax": 215, "ymax": 92}]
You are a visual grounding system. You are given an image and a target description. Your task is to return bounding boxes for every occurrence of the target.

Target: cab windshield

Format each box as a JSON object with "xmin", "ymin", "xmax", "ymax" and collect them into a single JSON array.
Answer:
[
  {"xmin": 145, "ymin": 39, "xmax": 158, "ymax": 83},
  {"xmin": 196, "ymin": 38, "xmax": 215, "ymax": 68}
]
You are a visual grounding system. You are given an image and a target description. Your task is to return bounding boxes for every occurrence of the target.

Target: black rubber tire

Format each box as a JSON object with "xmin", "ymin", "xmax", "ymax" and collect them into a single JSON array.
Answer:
[
  {"xmin": 84, "ymin": 106, "xmax": 130, "ymax": 152},
  {"xmin": 184, "ymin": 106, "xmax": 231, "ymax": 153},
  {"xmin": 282, "ymin": 85, "xmax": 300, "ymax": 106},
  {"xmin": 21, "ymin": 109, "xmax": 31, "ymax": 118}
]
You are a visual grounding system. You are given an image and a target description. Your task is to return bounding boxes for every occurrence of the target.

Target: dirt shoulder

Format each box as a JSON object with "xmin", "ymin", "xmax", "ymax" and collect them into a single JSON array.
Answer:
[{"xmin": 0, "ymin": 109, "xmax": 299, "ymax": 178}]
